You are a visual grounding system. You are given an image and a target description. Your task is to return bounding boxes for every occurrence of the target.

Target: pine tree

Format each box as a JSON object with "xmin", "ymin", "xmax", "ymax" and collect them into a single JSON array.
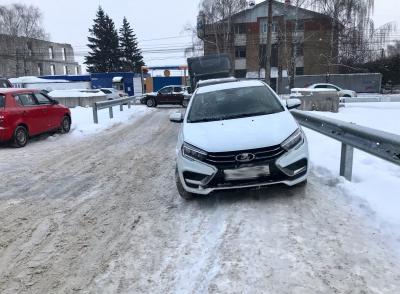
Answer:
[
  {"xmin": 85, "ymin": 7, "xmax": 121, "ymax": 72},
  {"xmin": 119, "ymin": 17, "xmax": 145, "ymax": 73}
]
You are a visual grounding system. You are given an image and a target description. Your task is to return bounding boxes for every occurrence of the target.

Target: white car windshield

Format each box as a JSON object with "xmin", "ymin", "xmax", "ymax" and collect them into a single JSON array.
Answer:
[{"xmin": 187, "ymin": 85, "xmax": 284, "ymax": 123}]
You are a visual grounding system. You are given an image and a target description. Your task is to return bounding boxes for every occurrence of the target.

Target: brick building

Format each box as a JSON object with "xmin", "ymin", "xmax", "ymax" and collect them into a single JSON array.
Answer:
[
  {"xmin": 0, "ymin": 34, "xmax": 80, "ymax": 78},
  {"xmin": 198, "ymin": 0, "xmax": 338, "ymax": 79}
]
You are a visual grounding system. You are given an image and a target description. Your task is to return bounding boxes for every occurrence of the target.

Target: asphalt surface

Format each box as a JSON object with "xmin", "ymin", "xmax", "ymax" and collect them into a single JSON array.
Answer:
[{"xmin": 1, "ymin": 107, "xmax": 400, "ymax": 294}]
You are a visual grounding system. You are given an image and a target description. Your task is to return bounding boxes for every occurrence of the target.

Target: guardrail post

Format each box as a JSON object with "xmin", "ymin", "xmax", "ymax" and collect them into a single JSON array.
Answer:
[
  {"xmin": 128, "ymin": 100, "xmax": 131, "ymax": 109},
  {"xmin": 109, "ymin": 107, "xmax": 113, "ymax": 119},
  {"xmin": 340, "ymin": 143, "xmax": 354, "ymax": 181},
  {"xmin": 93, "ymin": 104, "xmax": 98, "ymax": 124},
  {"xmin": 120, "ymin": 104, "xmax": 123, "ymax": 111}
]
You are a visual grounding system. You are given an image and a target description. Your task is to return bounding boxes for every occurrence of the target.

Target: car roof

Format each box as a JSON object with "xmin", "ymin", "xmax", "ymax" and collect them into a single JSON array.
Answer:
[
  {"xmin": 0, "ymin": 88, "xmax": 39, "ymax": 95},
  {"xmin": 196, "ymin": 79, "xmax": 266, "ymax": 94}
]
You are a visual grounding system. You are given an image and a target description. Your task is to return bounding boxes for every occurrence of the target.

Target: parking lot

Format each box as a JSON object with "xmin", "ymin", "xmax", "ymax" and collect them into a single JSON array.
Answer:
[{"xmin": 1, "ymin": 107, "xmax": 400, "ymax": 293}]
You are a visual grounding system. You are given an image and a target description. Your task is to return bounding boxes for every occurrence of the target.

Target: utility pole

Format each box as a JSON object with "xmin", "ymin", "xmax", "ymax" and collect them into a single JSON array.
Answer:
[{"xmin": 265, "ymin": 0, "xmax": 273, "ymax": 85}]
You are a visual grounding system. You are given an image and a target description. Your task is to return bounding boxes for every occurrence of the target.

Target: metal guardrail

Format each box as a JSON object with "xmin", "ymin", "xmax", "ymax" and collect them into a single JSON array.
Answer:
[
  {"xmin": 92, "ymin": 96, "xmax": 140, "ymax": 124},
  {"xmin": 291, "ymin": 109, "xmax": 400, "ymax": 181}
]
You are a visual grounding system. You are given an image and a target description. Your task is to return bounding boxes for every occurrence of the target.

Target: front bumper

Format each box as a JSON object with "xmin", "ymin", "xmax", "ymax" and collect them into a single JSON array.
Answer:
[{"xmin": 176, "ymin": 139, "xmax": 309, "ymax": 195}]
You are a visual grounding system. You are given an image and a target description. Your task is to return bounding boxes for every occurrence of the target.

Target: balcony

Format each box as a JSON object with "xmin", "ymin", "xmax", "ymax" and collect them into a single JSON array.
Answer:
[
  {"xmin": 234, "ymin": 34, "xmax": 247, "ymax": 46},
  {"xmin": 235, "ymin": 59, "xmax": 247, "ymax": 70}
]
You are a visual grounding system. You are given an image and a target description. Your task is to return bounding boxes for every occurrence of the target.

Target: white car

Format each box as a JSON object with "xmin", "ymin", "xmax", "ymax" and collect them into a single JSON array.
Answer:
[
  {"xmin": 100, "ymin": 88, "xmax": 127, "ymax": 100},
  {"xmin": 307, "ymin": 83, "xmax": 357, "ymax": 97},
  {"xmin": 170, "ymin": 79, "xmax": 309, "ymax": 199}
]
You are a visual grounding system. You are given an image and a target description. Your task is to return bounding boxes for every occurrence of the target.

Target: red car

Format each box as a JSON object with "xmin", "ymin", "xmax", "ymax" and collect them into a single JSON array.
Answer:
[{"xmin": 0, "ymin": 88, "xmax": 71, "ymax": 147}]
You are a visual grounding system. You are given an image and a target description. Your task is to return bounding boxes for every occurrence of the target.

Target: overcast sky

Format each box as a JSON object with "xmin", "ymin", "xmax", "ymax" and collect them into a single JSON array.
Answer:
[{"xmin": 2, "ymin": 0, "xmax": 398, "ymax": 69}]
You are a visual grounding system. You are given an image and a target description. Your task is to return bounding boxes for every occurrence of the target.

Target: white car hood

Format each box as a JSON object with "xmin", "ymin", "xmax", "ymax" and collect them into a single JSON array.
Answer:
[{"xmin": 183, "ymin": 111, "xmax": 299, "ymax": 152}]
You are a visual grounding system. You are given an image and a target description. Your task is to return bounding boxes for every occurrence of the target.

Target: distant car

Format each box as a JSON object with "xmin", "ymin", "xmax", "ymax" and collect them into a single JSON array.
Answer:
[
  {"xmin": 100, "ymin": 88, "xmax": 127, "ymax": 100},
  {"xmin": 0, "ymin": 78, "xmax": 12, "ymax": 88},
  {"xmin": 0, "ymin": 88, "xmax": 71, "ymax": 147},
  {"xmin": 307, "ymin": 83, "xmax": 357, "ymax": 97},
  {"xmin": 141, "ymin": 85, "xmax": 189, "ymax": 107}
]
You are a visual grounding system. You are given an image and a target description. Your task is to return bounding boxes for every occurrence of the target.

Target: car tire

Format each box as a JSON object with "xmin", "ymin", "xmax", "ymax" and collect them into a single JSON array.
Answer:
[
  {"xmin": 182, "ymin": 100, "xmax": 188, "ymax": 108},
  {"xmin": 343, "ymin": 94, "xmax": 351, "ymax": 98},
  {"xmin": 176, "ymin": 168, "xmax": 197, "ymax": 200},
  {"xmin": 60, "ymin": 115, "xmax": 71, "ymax": 134},
  {"xmin": 13, "ymin": 126, "xmax": 28, "ymax": 148},
  {"xmin": 146, "ymin": 98, "xmax": 156, "ymax": 107}
]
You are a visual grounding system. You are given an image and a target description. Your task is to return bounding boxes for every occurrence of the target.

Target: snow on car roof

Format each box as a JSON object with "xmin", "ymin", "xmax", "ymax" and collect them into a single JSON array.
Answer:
[{"xmin": 196, "ymin": 79, "xmax": 265, "ymax": 94}]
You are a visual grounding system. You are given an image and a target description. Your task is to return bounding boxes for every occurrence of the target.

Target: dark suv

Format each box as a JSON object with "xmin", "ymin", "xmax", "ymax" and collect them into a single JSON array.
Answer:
[
  {"xmin": 0, "ymin": 78, "xmax": 12, "ymax": 88},
  {"xmin": 141, "ymin": 85, "xmax": 189, "ymax": 107}
]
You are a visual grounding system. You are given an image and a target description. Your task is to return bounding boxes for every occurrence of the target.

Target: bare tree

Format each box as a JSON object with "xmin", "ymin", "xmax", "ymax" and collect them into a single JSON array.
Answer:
[
  {"xmin": 0, "ymin": 3, "xmax": 46, "ymax": 39},
  {"xmin": 198, "ymin": 0, "xmax": 247, "ymax": 54},
  {"xmin": 306, "ymin": 0, "xmax": 395, "ymax": 70},
  {"xmin": 387, "ymin": 40, "xmax": 400, "ymax": 57}
]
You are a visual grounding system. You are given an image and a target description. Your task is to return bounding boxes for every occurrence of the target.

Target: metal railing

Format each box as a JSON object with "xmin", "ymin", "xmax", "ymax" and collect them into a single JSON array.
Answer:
[
  {"xmin": 92, "ymin": 96, "xmax": 139, "ymax": 124},
  {"xmin": 291, "ymin": 109, "xmax": 400, "ymax": 181}
]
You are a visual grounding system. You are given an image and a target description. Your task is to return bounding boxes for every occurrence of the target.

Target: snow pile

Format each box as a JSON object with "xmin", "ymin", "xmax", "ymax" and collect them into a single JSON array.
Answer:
[
  {"xmin": 70, "ymin": 105, "xmax": 153, "ymax": 137},
  {"xmin": 9, "ymin": 76, "xmax": 69, "ymax": 84},
  {"xmin": 305, "ymin": 102, "xmax": 400, "ymax": 225},
  {"xmin": 49, "ymin": 89, "xmax": 105, "ymax": 98}
]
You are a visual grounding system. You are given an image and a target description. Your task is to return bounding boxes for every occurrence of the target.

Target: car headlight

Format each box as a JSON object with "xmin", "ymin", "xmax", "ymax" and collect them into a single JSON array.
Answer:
[
  {"xmin": 281, "ymin": 128, "xmax": 304, "ymax": 151},
  {"xmin": 182, "ymin": 142, "xmax": 208, "ymax": 161}
]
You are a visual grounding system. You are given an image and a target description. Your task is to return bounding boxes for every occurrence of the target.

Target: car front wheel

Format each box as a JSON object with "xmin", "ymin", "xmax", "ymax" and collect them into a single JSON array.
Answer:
[
  {"xmin": 13, "ymin": 126, "xmax": 28, "ymax": 148},
  {"xmin": 146, "ymin": 98, "xmax": 156, "ymax": 107},
  {"xmin": 176, "ymin": 168, "xmax": 198, "ymax": 200},
  {"xmin": 60, "ymin": 115, "xmax": 71, "ymax": 134}
]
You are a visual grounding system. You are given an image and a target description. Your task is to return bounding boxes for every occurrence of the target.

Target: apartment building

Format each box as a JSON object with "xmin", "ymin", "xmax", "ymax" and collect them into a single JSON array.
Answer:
[{"xmin": 198, "ymin": 0, "xmax": 338, "ymax": 78}]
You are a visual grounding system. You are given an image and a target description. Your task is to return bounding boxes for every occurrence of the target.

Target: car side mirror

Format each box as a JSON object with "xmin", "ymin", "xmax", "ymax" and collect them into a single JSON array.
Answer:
[
  {"xmin": 169, "ymin": 112, "xmax": 183, "ymax": 123},
  {"xmin": 286, "ymin": 98, "xmax": 301, "ymax": 110}
]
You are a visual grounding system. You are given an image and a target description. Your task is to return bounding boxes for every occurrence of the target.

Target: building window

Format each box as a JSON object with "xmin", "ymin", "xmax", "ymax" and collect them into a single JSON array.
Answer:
[
  {"xmin": 235, "ymin": 46, "xmax": 246, "ymax": 59},
  {"xmin": 296, "ymin": 67, "xmax": 304, "ymax": 75},
  {"xmin": 296, "ymin": 43, "xmax": 304, "ymax": 57},
  {"xmin": 49, "ymin": 47, "xmax": 54, "ymax": 59},
  {"xmin": 50, "ymin": 64, "xmax": 55, "ymax": 75},
  {"xmin": 63, "ymin": 65, "xmax": 68, "ymax": 75},
  {"xmin": 37, "ymin": 63, "xmax": 43, "ymax": 76},
  {"xmin": 262, "ymin": 21, "xmax": 278, "ymax": 34},
  {"xmin": 62, "ymin": 48, "xmax": 67, "ymax": 61},
  {"xmin": 297, "ymin": 20, "xmax": 305, "ymax": 31},
  {"xmin": 234, "ymin": 24, "xmax": 246, "ymax": 34}
]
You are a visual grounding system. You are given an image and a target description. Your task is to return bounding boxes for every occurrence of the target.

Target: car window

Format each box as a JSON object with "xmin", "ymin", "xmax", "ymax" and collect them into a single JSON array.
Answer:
[
  {"xmin": 17, "ymin": 94, "xmax": 38, "ymax": 106},
  {"xmin": 188, "ymin": 85, "xmax": 284, "ymax": 123},
  {"xmin": 315, "ymin": 85, "xmax": 327, "ymax": 89},
  {"xmin": 0, "ymin": 80, "xmax": 11, "ymax": 88},
  {"xmin": 159, "ymin": 87, "xmax": 172, "ymax": 94},
  {"xmin": 327, "ymin": 85, "xmax": 340, "ymax": 91},
  {"xmin": 35, "ymin": 93, "xmax": 52, "ymax": 105},
  {"xmin": 174, "ymin": 87, "xmax": 183, "ymax": 92},
  {"xmin": 0, "ymin": 95, "xmax": 5, "ymax": 107},
  {"xmin": 101, "ymin": 89, "xmax": 112, "ymax": 94}
]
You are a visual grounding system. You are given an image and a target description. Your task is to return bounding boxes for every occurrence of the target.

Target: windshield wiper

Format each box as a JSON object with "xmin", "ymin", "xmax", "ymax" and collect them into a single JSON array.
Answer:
[
  {"xmin": 220, "ymin": 111, "xmax": 272, "ymax": 120},
  {"xmin": 188, "ymin": 117, "xmax": 222, "ymax": 123}
]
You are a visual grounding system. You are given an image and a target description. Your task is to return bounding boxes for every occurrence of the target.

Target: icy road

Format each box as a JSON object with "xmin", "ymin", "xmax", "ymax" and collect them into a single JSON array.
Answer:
[{"xmin": 1, "ymin": 108, "xmax": 400, "ymax": 293}]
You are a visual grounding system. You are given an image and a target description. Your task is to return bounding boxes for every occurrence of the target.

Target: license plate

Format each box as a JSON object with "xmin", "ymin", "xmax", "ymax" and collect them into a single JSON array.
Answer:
[{"xmin": 224, "ymin": 165, "xmax": 270, "ymax": 181}]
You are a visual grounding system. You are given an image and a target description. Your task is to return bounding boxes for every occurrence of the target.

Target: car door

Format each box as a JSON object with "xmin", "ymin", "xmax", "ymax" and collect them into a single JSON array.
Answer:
[
  {"xmin": 157, "ymin": 87, "xmax": 173, "ymax": 104},
  {"xmin": 34, "ymin": 92, "xmax": 59, "ymax": 129},
  {"xmin": 173, "ymin": 86, "xmax": 184, "ymax": 103},
  {"xmin": 15, "ymin": 93, "xmax": 48, "ymax": 135}
]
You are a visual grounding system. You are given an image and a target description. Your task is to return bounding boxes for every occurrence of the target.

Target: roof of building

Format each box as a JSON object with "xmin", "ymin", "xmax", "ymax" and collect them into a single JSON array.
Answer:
[{"xmin": 231, "ymin": 0, "xmax": 331, "ymax": 23}]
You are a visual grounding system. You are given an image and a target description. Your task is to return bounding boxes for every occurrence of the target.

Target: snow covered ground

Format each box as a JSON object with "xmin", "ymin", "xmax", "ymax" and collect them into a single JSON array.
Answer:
[
  {"xmin": 70, "ymin": 105, "xmax": 153, "ymax": 137},
  {"xmin": 304, "ymin": 102, "xmax": 400, "ymax": 226}
]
